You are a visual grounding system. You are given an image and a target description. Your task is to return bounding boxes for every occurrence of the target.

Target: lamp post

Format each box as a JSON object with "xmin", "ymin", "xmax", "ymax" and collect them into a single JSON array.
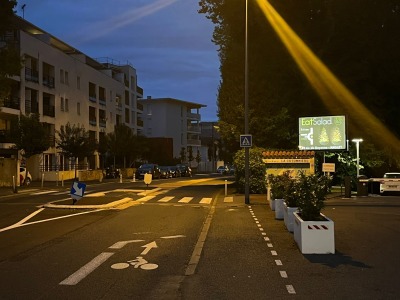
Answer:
[
  {"xmin": 352, "ymin": 138, "xmax": 363, "ymax": 177},
  {"xmin": 244, "ymin": 0, "xmax": 250, "ymax": 204}
]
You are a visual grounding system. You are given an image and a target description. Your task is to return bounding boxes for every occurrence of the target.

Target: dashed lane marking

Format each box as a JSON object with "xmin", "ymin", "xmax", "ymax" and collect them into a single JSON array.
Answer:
[
  {"xmin": 199, "ymin": 197, "xmax": 212, "ymax": 204},
  {"xmin": 178, "ymin": 197, "xmax": 193, "ymax": 203}
]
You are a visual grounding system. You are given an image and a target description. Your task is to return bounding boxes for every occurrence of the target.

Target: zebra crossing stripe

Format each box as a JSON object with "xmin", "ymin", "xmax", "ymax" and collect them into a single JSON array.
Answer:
[
  {"xmin": 178, "ymin": 197, "xmax": 193, "ymax": 203},
  {"xmin": 224, "ymin": 196, "xmax": 233, "ymax": 203},
  {"xmin": 137, "ymin": 196, "xmax": 156, "ymax": 203},
  {"xmin": 158, "ymin": 196, "xmax": 174, "ymax": 203},
  {"xmin": 199, "ymin": 197, "xmax": 212, "ymax": 204}
]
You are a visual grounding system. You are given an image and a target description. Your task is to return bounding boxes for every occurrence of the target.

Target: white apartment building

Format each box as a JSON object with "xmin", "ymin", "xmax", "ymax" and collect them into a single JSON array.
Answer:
[
  {"xmin": 138, "ymin": 97, "xmax": 206, "ymax": 163},
  {"xmin": 0, "ymin": 16, "xmax": 144, "ymax": 178}
]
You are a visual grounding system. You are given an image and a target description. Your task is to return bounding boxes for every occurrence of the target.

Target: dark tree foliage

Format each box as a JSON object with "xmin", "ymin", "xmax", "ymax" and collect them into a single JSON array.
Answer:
[
  {"xmin": 56, "ymin": 123, "xmax": 96, "ymax": 160},
  {"xmin": 199, "ymin": 0, "xmax": 400, "ymax": 168},
  {"xmin": 8, "ymin": 113, "xmax": 51, "ymax": 158}
]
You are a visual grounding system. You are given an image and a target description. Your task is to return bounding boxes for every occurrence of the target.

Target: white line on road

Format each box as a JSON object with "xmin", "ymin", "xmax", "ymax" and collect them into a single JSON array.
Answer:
[
  {"xmin": 32, "ymin": 190, "xmax": 57, "ymax": 195},
  {"xmin": 224, "ymin": 196, "xmax": 233, "ymax": 202},
  {"xmin": 275, "ymin": 260, "xmax": 282, "ymax": 266},
  {"xmin": 199, "ymin": 197, "xmax": 212, "ymax": 204},
  {"xmin": 286, "ymin": 285, "xmax": 296, "ymax": 294},
  {"xmin": 158, "ymin": 196, "xmax": 174, "ymax": 202},
  {"xmin": 280, "ymin": 271, "xmax": 288, "ymax": 278},
  {"xmin": 60, "ymin": 252, "xmax": 114, "ymax": 285},
  {"xmin": 108, "ymin": 240, "xmax": 145, "ymax": 249},
  {"xmin": 271, "ymin": 250, "xmax": 277, "ymax": 256},
  {"xmin": 178, "ymin": 197, "xmax": 193, "ymax": 203}
]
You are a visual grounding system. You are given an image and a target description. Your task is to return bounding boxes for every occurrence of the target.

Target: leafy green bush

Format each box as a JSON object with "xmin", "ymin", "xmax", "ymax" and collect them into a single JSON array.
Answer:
[
  {"xmin": 234, "ymin": 147, "xmax": 267, "ymax": 194},
  {"xmin": 296, "ymin": 172, "xmax": 332, "ymax": 221},
  {"xmin": 283, "ymin": 178, "xmax": 300, "ymax": 207},
  {"xmin": 268, "ymin": 171, "xmax": 291, "ymax": 199}
]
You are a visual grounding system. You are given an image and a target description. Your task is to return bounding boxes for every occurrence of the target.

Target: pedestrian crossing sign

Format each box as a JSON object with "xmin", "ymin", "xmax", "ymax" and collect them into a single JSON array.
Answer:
[{"xmin": 240, "ymin": 134, "xmax": 252, "ymax": 147}]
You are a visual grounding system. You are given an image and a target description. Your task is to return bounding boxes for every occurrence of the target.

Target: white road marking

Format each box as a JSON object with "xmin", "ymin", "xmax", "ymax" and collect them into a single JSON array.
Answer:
[
  {"xmin": 275, "ymin": 260, "xmax": 282, "ymax": 266},
  {"xmin": 141, "ymin": 241, "xmax": 158, "ymax": 255},
  {"xmin": 32, "ymin": 190, "xmax": 57, "ymax": 195},
  {"xmin": 0, "ymin": 208, "xmax": 45, "ymax": 233},
  {"xmin": 161, "ymin": 235, "xmax": 186, "ymax": 239},
  {"xmin": 264, "ymin": 237, "xmax": 270, "ymax": 241},
  {"xmin": 286, "ymin": 285, "xmax": 296, "ymax": 294},
  {"xmin": 271, "ymin": 250, "xmax": 277, "ymax": 256},
  {"xmin": 158, "ymin": 196, "xmax": 174, "ymax": 202},
  {"xmin": 178, "ymin": 197, "xmax": 193, "ymax": 203},
  {"xmin": 224, "ymin": 196, "xmax": 233, "ymax": 202},
  {"xmin": 199, "ymin": 197, "xmax": 212, "ymax": 204},
  {"xmin": 259, "ymin": 228, "xmax": 264, "ymax": 231},
  {"xmin": 267, "ymin": 243, "xmax": 273, "ymax": 248},
  {"xmin": 109, "ymin": 240, "xmax": 145, "ymax": 249},
  {"xmin": 280, "ymin": 271, "xmax": 288, "ymax": 278},
  {"xmin": 137, "ymin": 196, "xmax": 156, "ymax": 203},
  {"xmin": 60, "ymin": 252, "xmax": 114, "ymax": 285}
]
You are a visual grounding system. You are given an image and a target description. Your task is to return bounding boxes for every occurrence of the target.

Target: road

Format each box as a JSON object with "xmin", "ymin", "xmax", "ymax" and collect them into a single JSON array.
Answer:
[{"xmin": 0, "ymin": 176, "xmax": 399, "ymax": 299}]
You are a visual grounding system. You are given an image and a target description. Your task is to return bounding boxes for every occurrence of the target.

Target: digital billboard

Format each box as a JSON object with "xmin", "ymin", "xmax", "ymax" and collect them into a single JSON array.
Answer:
[{"xmin": 298, "ymin": 115, "xmax": 346, "ymax": 151}]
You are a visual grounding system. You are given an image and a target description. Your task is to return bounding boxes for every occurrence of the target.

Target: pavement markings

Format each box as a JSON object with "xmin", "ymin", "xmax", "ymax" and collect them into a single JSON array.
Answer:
[
  {"xmin": 178, "ymin": 197, "xmax": 193, "ymax": 203},
  {"xmin": 286, "ymin": 285, "xmax": 296, "ymax": 294},
  {"xmin": 199, "ymin": 197, "xmax": 212, "ymax": 204},
  {"xmin": 275, "ymin": 260, "xmax": 283, "ymax": 266},
  {"xmin": 158, "ymin": 196, "xmax": 175, "ymax": 203},
  {"xmin": 280, "ymin": 271, "xmax": 288, "ymax": 278},
  {"xmin": 60, "ymin": 252, "xmax": 114, "ymax": 285},
  {"xmin": 224, "ymin": 196, "xmax": 233, "ymax": 202}
]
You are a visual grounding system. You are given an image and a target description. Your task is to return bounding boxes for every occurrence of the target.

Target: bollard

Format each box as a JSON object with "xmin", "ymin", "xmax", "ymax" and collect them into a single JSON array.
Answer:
[
  {"xmin": 120, "ymin": 174, "xmax": 122, "ymax": 183},
  {"xmin": 56, "ymin": 172, "xmax": 58, "ymax": 186},
  {"xmin": 61, "ymin": 173, "xmax": 64, "ymax": 187},
  {"xmin": 41, "ymin": 173, "xmax": 45, "ymax": 188},
  {"xmin": 225, "ymin": 180, "xmax": 227, "ymax": 196},
  {"xmin": 12, "ymin": 175, "xmax": 17, "ymax": 193},
  {"xmin": 132, "ymin": 173, "xmax": 136, "ymax": 182}
]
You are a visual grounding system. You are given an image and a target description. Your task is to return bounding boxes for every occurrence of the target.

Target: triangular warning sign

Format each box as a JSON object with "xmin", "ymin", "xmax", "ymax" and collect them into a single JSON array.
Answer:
[{"xmin": 242, "ymin": 137, "xmax": 250, "ymax": 146}]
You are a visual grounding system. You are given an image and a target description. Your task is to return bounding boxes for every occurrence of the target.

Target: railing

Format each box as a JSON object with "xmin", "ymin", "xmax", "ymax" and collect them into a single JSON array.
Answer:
[
  {"xmin": 137, "ymin": 119, "xmax": 143, "ymax": 127},
  {"xmin": 26, "ymin": 101, "xmax": 39, "ymax": 114},
  {"xmin": 89, "ymin": 118, "xmax": 97, "ymax": 126},
  {"xmin": 136, "ymin": 86, "xmax": 144, "ymax": 96},
  {"xmin": 187, "ymin": 125, "xmax": 200, "ymax": 133},
  {"xmin": 137, "ymin": 102, "xmax": 143, "ymax": 111},
  {"xmin": 40, "ymin": 163, "xmax": 89, "ymax": 172},
  {"xmin": 25, "ymin": 68, "xmax": 39, "ymax": 83},
  {"xmin": 89, "ymin": 94, "xmax": 97, "ymax": 103},
  {"xmin": 187, "ymin": 112, "xmax": 200, "ymax": 120},
  {"xmin": 43, "ymin": 104, "xmax": 55, "ymax": 117},
  {"xmin": 187, "ymin": 139, "xmax": 201, "ymax": 146},
  {"xmin": 99, "ymin": 120, "xmax": 106, "ymax": 128},
  {"xmin": 43, "ymin": 75, "xmax": 55, "ymax": 88},
  {"xmin": 99, "ymin": 98, "xmax": 106, "ymax": 106},
  {"xmin": 0, "ymin": 96, "xmax": 20, "ymax": 109}
]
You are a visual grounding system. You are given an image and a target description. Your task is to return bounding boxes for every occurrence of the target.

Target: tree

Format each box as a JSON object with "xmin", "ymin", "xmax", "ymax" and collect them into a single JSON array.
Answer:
[
  {"xmin": 56, "ymin": 122, "xmax": 96, "ymax": 161},
  {"xmin": 196, "ymin": 149, "xmax": 202, "ymax": 165},
  {"xmin": 187, "ymin": 146, "xmax": 194, "ymax": 166},
  {"xmin": 8, "ymin": 113, "xmax": 51, "ymax": 158},
  {"xmin": 0, "ymin": 0, "xmax": 22, "ymax": 98},
  {"xmin": 180, "ymin": 147, "xmax": 186, "ymax": 163},
  {"xmin": 106, "ymin": 124, "xmax": 136, "ymax": 168}
]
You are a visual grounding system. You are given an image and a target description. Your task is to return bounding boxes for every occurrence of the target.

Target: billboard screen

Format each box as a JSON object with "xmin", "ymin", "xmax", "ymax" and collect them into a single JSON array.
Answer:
[{"xmin": 299, "ymin": 115, "xmax": 346, "ymax": 150}]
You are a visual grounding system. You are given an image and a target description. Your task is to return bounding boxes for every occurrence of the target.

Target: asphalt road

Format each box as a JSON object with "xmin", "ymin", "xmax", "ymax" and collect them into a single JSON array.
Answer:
[{"xmin": 0, "ymin": 177, "xmax": 399, "ymax": 299}]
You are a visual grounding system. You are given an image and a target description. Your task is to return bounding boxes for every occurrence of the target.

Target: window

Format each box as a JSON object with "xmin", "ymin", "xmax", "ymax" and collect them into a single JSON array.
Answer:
[
  {"xmin": 65, "ymin": 71, "xmax": 69, "ymax": 85},
  {"xmin": 77, "ymin": 76, "xmax": 81, "ymax": 89},
  {"xmin": 60, "ymin": 97, "xmax": 64, "ymax": 111},
  {"xmin": 60, "ymin": 69, "xmax": 64, "ymax": 84},
  {"xmin": 65, "ymin": 98, "xmax": 69, "ymax": 112},
  {"xmin": 77, "ymin": 102, "xmax": 81, "ymax": 115}
]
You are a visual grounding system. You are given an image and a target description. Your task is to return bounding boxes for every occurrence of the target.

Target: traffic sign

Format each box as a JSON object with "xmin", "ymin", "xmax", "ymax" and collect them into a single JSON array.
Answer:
[
  {"xmin": 70, "ymin": 181, "xmax": 86, "ymax": 201},
  {"xmin": 240, "ymin": 134, "xmax": 252, "ymax": 147}
]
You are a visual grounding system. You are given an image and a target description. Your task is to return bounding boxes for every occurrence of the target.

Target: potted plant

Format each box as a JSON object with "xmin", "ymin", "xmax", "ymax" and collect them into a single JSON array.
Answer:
[
  {"xmin": 268, "ymin": 172, "xmax": 291, "ymax": 219},
  {"xmin": 283, "ymin": 178, "xmax": 299, "ymax": 232},
  {"xmin": 293, "ymin": 172, "xmax": 334, "ymax": 254}
]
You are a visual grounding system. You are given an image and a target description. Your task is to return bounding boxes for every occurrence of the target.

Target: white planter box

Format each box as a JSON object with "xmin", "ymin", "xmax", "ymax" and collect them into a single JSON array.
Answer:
[
  {"xmin": 293, "ymin": 212, "xmax": 335, "ymax": 254},
  {"xmin": 268, "ymin": 189, "xmax": 275, "ymax": 210},
  {"xmin": 275, "ymin": 199, "xmax": 284, "ymax": 219},
  {"xmin": 283, "ymin": 203, "xmax": 298, "ymax": 232}
]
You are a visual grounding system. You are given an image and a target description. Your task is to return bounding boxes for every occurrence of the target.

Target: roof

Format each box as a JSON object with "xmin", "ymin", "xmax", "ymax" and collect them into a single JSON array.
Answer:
[
  {"xmin": 263, "ymin": 150, "xmax": 315, "ymax": 158},
  {"xmin": 137, "ymin": 97, "xmax": 206, "ymax": 109}
]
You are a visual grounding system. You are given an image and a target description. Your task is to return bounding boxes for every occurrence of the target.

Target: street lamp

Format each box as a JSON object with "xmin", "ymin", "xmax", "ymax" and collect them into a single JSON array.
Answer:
[
  {"xmin": 352, "ymin": 138, "xmax": 363, "ymax": 177},
  {"xmin": 244, "ymin": 0, "xmax": 250, "ymax": 204}
]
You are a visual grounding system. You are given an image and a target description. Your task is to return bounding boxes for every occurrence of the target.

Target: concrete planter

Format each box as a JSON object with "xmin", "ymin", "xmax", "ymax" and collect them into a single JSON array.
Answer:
[
  {"xmin": 275, "ymin": 198, "xmax": 284, "ymax": 219},
  {"xmin": 283, "ymin": 202, "xmax": 298, "ymax": 232},
  {"xmin": 268, "ymin": 189, "xmax": 275, "ymax": 211},
  {"xmin": 293, "ymin": 212, "xmax": 335, "ymax": 254}
]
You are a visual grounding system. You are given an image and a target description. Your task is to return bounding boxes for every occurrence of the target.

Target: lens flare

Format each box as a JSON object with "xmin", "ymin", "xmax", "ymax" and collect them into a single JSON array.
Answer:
[{"xmin": 255, "ymin": 0, "xmax": 400, "ymax": 152}]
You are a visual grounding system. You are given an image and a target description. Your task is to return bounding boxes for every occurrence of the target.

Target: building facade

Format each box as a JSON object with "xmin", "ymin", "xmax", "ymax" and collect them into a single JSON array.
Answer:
[
  {"xmin": 138, "ymin": 97, "xmax": 206, "ymax": 164},
  {"xmin": 0, "ymin": 16, "xmax": 144, "ymax": 178}
]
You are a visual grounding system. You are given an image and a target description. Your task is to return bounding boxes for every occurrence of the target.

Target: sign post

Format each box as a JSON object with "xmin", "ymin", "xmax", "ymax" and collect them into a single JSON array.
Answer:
[{"xmin": 70, "ymin": 181, "xmax": 86, "ymax": 204}]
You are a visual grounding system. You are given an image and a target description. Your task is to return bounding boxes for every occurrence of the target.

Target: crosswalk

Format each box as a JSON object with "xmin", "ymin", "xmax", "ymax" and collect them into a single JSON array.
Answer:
[{"xmin": 24, "ymin": 188, "xmax": 236, "ymax": 205}]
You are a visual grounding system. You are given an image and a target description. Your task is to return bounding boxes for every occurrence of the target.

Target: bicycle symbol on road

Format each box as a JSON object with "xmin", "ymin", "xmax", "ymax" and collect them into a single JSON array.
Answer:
[{"xmin": 111, "ymin": 256, "xmax": 158, "ymax": 270}]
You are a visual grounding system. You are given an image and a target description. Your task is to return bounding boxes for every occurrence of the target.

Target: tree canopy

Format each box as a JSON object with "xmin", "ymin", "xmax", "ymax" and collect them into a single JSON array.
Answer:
[{"xmin": 199, "ymin": 0, "xmax": 400, "ymax": 170}]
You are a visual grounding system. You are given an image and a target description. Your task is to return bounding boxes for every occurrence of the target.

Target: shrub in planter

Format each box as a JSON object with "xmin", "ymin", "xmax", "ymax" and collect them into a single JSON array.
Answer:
[
  {"xmin": 268, "ymin": 171, "xmax": 291, "ymax": 199},
  {"xmin": 296, "ymin": 172, "xmax": 332, "ymax": 221},
  {"xmin": 283, "ymin": 178, "xmax": 299, "ymax": 207}
]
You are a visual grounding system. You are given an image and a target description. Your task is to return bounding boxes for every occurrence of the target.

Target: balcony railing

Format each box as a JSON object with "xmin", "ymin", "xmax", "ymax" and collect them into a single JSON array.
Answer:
[
  {"xmin": 0, "ymin": 96, "xmax": 20, "ymax": 109},
  {"xmin": 187, "ymin": 125, "xmax": 200, "ymax": 133},
  {"xmin": 187, "ymin": 139, "xmax": 201, "ymax": 146},
  {"xmin": 26, "ymin": 101, "xmax": 39, "ymax": 114},
  {"xmin": 99, "ymin": 120, "xmax": 106, "ymax": 128},
  {"xmin": 137, "ymin": 102, "xmax": 143, "ymax": 111},
  {"xmin": 136, "ymin": 86, "xmax": 143, "ymax": 96},
  {"xmin": 25, "ymin": 68, "xmax": 39, "ymax": 83},
  {"xmin": 89, "ymin": 118, "xmax": 97, "ymax": 126},
  {"xmin": 43, "ymin": 104, "xmax": 55, "ymax": 117},
  {"xmin": 43, "ymin": 75, "xmax": 55, "ymax": 88},
  {"xmin": 187, "ymin": 112, "xmax": 200, "ymax": 120},
  {"xmin": 137, "ymin": 119, "xmax": 143, "ymax": 127},
  {"xmin": 89, "ymin": 94, "xmax": 97, "ymax": 103},
  {"xmin": 99, "ymin": 98, "xmax": 106, "ymax": 106}
]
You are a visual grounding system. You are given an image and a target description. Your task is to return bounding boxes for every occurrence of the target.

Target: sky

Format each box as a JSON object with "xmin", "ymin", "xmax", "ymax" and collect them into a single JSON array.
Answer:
[{"xmin": 16, "ymin": 0, "xmax": 220, "ymax": 121}]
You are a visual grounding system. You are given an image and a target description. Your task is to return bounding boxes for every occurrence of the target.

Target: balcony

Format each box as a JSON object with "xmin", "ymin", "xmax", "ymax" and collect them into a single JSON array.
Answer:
[
  {"xmin": 137, "ymin": 102, "xmax": 143, "ymax": 111},
  {"xmin": 99, "ymin": 98, "xmax": 106, "ymax": 106},
  {"xmin": 137, "ymin": 119, "xmax": 143, "ymax": 127},
  {"xmin": 136, "ymin": 86, "xmax": 144, "ymax": 96},
  {"xmin": 43, "ymin": 75, "xmax": 55, "ymax": 88},
  {"xmin": 187, "ymin": 112, "xmax": 200, "ymax": 121},
  {"xmin": 0, "ymin": 129, "xmax": 9, "ymax": 143},
  {"xmin": 25, "ymin": 68, "xmax": 39, "ymax": 83},
  {"xmin": 187, "ymin": 125, "xmax": 200, "ymax": 133},
  {"xmin": 187, "ymin": 139, "xmax": 201, "ymax": 146},
  {"xmin": 89, "ymin": 118, "xmax": 97, "ymax": 126},
  {"xmin": 43, "ymin": 104, "xmax": 55, "ymax": 117},
  {"xmin": 26, "ymin": 101, "xmax": 39, "ymax": 114},
  {"xmin": 99, "ymin": 119, "xmax": 106, "ymax": 128},
  {"xmin": 89, "ymin": 94, "xmax": 97, "ymax": 103},
  {"xmin": 0, "ymin": 96, "xmax": 20, "ymax": 110}
]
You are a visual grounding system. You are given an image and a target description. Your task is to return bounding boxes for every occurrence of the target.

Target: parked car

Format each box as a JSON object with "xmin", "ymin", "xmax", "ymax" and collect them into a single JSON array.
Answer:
[
  {"xmin": 168, "ymin": 166, "xmax": 181, "ymax": 177},
  {"xmin": 103, "ymin": 166, "xmax": 120, "ymax": 179},
  {"xmin": 159, "ymin": 166, "xmax": 172, "ymax": 179},
  {"xmin": 217, "ymin": 165, "xmax": 229, "ymax": 174},
  {"xmin": 135, "ymin": 163, "xmax": 161, "ymax": 179},
  {"xmin": 19, "ymin": 167, "xmax": 32, "ymax": 186},
  {"xmin": 380, "ymin": 172, "xmax": 400, "ymax": 194},
  {"xmin": 176, "ymin": 164, "xmax": 192, "ymax": 177}
]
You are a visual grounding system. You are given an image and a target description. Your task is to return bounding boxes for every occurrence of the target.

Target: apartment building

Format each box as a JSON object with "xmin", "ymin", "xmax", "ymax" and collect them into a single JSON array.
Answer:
[
  {"xmin": 138, "ymin": 97, "xmax": 206, "ymax": 164},
  {"xmin": 0, "ymin": 16, "xmax": 144, "ymax": 178}
]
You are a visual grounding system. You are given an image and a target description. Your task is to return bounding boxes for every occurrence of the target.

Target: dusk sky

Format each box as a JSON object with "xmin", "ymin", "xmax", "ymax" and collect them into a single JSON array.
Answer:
[{"xmin": 16, "ymin": 0, "xmax": 220, "ymax": 121}]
